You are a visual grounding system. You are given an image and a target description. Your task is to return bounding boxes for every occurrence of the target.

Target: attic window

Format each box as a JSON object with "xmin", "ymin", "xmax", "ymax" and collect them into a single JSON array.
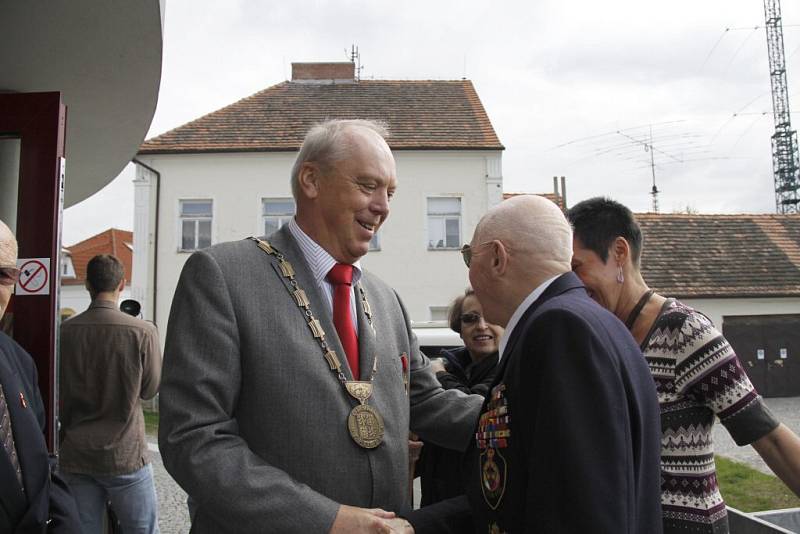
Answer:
[{"xmin": 61, "ymin": 255, "xmax": 75, "ymax": 278}]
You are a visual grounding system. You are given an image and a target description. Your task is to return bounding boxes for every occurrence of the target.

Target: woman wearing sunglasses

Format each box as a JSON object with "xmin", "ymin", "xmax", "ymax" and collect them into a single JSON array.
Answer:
[
  {"xmin": 416, "ymin": 288, "xmax": 504, "ymax": 507},
  {"xmin": 566, "ymin": 197, "xmax": 800, "ymax": 534}
]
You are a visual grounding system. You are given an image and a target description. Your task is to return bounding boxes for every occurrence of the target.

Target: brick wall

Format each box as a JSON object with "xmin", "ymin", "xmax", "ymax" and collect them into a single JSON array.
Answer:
[{"xmin": 292, "ymin": 62, "xmax": 355, "ymax": 81}]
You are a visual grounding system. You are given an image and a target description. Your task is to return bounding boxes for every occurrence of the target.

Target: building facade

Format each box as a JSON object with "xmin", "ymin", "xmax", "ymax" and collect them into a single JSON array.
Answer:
[{"xmin": 133, "ymin": 62, "xmax": 504, "ymax": 332}]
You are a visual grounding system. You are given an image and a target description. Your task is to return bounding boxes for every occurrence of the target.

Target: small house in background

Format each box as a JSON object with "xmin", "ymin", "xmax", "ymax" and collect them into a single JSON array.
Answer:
[
  {"xmin": 637, "ymin": 213, "xmax": 800, "ymax": 397},
  {"xmin": 61, "ymin": 228, "xmax": 133, "ymax": 317}
]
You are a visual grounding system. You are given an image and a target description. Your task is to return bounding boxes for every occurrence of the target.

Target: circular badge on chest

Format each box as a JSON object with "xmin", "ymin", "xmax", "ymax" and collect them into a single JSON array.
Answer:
[{"xmin": 347, "ymin": 404, "xmax": 385, "ymax": 449}]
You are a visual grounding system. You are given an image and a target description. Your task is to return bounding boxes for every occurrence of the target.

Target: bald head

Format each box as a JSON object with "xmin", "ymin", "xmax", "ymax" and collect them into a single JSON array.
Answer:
[
  {"xmin": 0, "ymin": 219, "xmax": 17, "ymax": 320},
  {"xmin": 467, "ymin": 195, "xmax": 572, "ymax": 327},
  {"xmin": 473, "ymin": 195, "xmax": 572, "ymax": 274},
  {"xmin": 0, "ymin": 219, "xmax": 16, "ymax": 266}
]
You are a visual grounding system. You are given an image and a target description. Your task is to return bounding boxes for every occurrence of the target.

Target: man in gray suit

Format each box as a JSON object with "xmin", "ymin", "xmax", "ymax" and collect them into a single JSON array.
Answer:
[{"xmin": 159, "ymin": 119, "xmax": 483, "ymax": 533}]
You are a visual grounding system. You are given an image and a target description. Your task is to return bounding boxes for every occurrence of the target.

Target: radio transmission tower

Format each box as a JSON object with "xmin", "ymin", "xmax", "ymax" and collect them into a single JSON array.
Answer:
[{"xmin": 764, "ymin": 0, "xmax": 800, "ymax": 213}]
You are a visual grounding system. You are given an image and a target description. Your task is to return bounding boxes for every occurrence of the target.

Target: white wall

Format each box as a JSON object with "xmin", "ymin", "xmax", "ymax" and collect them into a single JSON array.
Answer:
[
  {"xmin": 135, "ymin": 149, "xmax": 502, "ymax": 336},
  {"xmin": 680, "ymin": 297, "xmax": 800, "ymax": 331},
  {"xmin": 361, "ymin": 151, "xmax": 501, "ymax": 318},
  {"xmin": 59, "ymin": 285, "xmax": 132, "ymax": 317},
  {"xmin": 132, "ymin": 164, "xmax": 158, "ymax": 320}
]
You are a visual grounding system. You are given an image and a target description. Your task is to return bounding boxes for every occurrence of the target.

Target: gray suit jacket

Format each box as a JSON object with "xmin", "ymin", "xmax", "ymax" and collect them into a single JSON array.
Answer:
[{"xmin": 159, "ymin": 226, "xmax": 482, "ymax": 533}]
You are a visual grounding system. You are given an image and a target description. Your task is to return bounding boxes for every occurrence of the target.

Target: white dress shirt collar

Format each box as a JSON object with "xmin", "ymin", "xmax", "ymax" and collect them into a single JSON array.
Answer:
[
  {"xmin": 286, "ymin": 218, "xmax": 363, "ymax": 285},
  {"xmin": 498, "ymin": 274, "xmax": 560, "ymax": 360}
]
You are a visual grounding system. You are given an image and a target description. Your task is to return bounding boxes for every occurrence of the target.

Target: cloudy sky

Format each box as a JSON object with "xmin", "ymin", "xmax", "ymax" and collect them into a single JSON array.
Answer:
[{"xmin": 64, "ymin": 0, "xmax": 800, "ymax": 244}]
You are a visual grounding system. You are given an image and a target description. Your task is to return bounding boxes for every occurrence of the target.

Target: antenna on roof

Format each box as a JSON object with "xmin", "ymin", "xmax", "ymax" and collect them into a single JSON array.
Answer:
[
  {"xmin": 615, "ymin": 124, "xmax": 682, "ymax": 214},
  {"xmin": 346, "ymin": 44, "xmax": 363, "ymax": 82}
]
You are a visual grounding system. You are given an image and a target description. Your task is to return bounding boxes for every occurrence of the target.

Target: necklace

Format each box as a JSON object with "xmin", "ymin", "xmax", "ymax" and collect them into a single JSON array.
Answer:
[
  {"xmin": 624, "ymin": 289, "xmax": 655, "ymax": 330},
  {"xmin": 251, "ymin": 237, "xmax": 384, "ymax": 449}
]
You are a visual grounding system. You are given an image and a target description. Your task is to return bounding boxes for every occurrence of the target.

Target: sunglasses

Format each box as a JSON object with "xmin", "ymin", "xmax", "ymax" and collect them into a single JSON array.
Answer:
[
  {"xmin": 459, "ymin": 241, "xmax": 495, "ymax": 268},
  {"xmin": 0, "ymin": 265, "xmax": 20, "ymax": 287},
  {"xmin": 460, "ymin": 312, "xmax": 485, "ymax": 325}
]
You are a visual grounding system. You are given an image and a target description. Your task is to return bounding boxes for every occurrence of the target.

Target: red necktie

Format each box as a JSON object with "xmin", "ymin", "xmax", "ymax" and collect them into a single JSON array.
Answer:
[{"xmin": 327, "ymin": 263, "xmax": 359, "ymax": 380}]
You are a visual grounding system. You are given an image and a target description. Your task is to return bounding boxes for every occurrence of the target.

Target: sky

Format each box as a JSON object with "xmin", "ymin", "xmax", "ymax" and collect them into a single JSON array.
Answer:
[{"xmin": 63, "ymin": 0, "xmax": 800, "ymax": 245}]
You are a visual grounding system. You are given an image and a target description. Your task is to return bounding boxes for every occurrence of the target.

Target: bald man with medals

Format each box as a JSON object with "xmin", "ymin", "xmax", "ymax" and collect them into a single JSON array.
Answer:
[
  {"xmin": 401, "ymin": 196, "xmax": 662, "ymax": 534},
  {"xmin": 158, "ymin": 119, "xmax": 483, "ymax": 533}
]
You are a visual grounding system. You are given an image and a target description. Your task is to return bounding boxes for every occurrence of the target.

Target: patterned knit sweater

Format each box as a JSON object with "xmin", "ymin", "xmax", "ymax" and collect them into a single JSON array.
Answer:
[{"xmin": 643, "ymin": 300, "xmax": 779, "ymax": 534}]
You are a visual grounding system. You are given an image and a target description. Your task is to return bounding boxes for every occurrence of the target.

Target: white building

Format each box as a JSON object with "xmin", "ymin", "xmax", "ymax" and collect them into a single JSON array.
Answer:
[{"xmin": 133, "ymin": 62, "xmax": 504, "ymax": 333}]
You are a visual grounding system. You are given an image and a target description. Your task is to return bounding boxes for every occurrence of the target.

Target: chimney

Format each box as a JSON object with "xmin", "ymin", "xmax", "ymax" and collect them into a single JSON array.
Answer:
[
  {"xmin": 291, "ymin": 62, "xmax": 356, "ymax": 84},
  {"xmin": 560, "ymin": 176, "xmax": 567, "ymax": 209}
]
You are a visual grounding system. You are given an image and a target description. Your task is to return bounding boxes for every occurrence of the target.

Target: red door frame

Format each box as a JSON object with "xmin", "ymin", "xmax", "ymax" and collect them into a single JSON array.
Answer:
[{"xmin": 0, "ymin": 92, "xmax": 66, "ymax": 451}]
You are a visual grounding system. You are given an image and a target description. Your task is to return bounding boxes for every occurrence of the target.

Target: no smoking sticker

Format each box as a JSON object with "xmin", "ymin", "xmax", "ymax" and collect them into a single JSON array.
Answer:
[{"xmin": 16, "ymin": 258, "xmax": 50, "ymax": 296}]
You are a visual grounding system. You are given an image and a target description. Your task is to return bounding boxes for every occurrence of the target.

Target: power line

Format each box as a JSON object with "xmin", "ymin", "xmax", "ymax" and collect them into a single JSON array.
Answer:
[{"xmin": 549, "ymin": 120, "xmax": 686, "ymax": 150}]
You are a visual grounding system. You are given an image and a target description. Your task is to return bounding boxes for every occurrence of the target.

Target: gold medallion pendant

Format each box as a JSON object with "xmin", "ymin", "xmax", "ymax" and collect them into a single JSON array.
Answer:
[
  {"xmin": 345, "ymin": 381, "xmax": 384, "ymax": 448},
  {"xmin": 347, "ymin": 404, "xmax": 385, "ymax": 448}
]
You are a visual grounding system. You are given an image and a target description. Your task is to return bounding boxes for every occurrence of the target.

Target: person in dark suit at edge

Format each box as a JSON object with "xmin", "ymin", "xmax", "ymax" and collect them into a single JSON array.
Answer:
[
  {"xmin": 0, "ymin": 218, "xmax": 81, "ymax": 533},
  {"xmin": 401, "ymin": 194, "xmax": 663, "ymax": 533}
]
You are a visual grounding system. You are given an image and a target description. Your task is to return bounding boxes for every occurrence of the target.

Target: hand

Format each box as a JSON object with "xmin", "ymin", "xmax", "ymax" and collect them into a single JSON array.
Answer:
[
  {"xmin": 386, "ymin": 517, "xmax": 415, "ymax": 533},
  {"xmin": 330, "ymin": 504, "xmax": 396, "ymax": 533},
  {"xmin": 430, "ymin": 358, "xmax": 446, "ymax": 374}
]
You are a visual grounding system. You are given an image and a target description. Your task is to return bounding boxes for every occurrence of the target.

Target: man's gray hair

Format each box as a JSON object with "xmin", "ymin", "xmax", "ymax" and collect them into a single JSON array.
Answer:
[{"xmin": 290, "ymin": 119, "xmax": 389, "ymax": 199}]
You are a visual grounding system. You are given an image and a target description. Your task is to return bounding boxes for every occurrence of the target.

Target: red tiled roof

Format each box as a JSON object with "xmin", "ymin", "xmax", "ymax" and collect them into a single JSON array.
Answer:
[
  {"xmin": 503, "ymin": 192, "xmax": 564, "ymax": 209},
  {"xmin": 636, "ymin": 213, "xmax": 800, "ymax": 298},
  {"xmin": 138, "ymin": 80, "xmax": 503, "ymax": 154},
  {"xmin": 62, "ymin": 229, "xmax": 133, "ymax": 286}
]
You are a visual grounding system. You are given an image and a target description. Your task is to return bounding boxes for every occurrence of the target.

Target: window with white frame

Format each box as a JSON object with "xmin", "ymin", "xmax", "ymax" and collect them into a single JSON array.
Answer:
[
  {"xmin": 427, "ymin": 197, "xmax": 462, "ymax": 249},
  {"xmin": 262, "ymin": 198, "xmax": 295, "ymax": 236},
  {"xmin": 179, "ymin": 199, "xmax": 213, "ymax": 251}
]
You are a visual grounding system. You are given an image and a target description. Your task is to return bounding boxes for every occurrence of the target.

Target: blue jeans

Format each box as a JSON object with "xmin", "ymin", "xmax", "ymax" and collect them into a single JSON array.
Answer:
[{"xmin": 64, "ymin": 463, "xmax": 160, "ymax": 534}]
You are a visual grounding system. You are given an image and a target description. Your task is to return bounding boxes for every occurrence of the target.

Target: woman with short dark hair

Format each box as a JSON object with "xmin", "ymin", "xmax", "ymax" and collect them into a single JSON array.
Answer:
[{"xmin": 567, "ymin": 196, "xmax": 800, "ymax": 534}]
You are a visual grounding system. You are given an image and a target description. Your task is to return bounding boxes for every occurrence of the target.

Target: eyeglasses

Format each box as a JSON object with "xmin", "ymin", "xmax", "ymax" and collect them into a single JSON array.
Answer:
[
  {"xmin": 460, "ymin": 241, "xmax": 495, "ymax": 268},
  {"xmin": 0, "ymin": 265, "xmax": 20, "ymax": 287},
  {"xmin": 460, "ymin": 312, "xmax": 484, "ymax": 325}
]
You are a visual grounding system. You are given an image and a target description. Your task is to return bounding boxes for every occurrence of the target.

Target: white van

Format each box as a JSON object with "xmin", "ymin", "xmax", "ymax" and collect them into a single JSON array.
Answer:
[{"xmin": 411, "ymin": 321, "xmax": 463, "ymax": 358}]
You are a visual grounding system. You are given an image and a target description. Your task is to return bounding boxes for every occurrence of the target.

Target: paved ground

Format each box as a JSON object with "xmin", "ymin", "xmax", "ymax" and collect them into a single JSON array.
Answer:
[
  {"xmin": 147, "ymin": 396, "xmax": 799, "ymax": 533},
  {"xmin": 148, "ymin": 437, "xmax": 422, "ymax": 533},
  {"xmin": 148, "ymin": 440, "xmax": 191, "ymax": 533},
  {"xmin": 713, "ymin": 396, "xmax": 800, "ymax": 473}
]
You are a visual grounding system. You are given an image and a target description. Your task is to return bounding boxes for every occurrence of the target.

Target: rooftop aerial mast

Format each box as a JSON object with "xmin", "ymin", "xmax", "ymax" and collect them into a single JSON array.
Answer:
[{"xmin": 764, "ymin": 0, "xmax": 799, "ymax": 214}]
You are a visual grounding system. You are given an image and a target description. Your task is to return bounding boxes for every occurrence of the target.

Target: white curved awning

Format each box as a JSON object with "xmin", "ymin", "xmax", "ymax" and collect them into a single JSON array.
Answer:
[{"xmin": 0, "ymin": 0, "xmax": 164, "ymax": 207}]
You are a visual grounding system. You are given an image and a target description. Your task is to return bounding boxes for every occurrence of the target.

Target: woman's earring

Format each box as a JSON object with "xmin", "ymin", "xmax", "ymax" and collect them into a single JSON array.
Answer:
[{"xmin": 617, "ymin": 266, "xmax": 624, "ymax": 284}]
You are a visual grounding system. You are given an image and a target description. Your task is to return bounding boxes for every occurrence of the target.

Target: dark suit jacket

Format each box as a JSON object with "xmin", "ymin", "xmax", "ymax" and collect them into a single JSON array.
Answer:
[
  {"xmin": 0, "ymin": 332, "xmax": 80, "ymax": 533},
  {"xmin": 408, "ymin": 273, "xmax": 662, "ymax": 533}
]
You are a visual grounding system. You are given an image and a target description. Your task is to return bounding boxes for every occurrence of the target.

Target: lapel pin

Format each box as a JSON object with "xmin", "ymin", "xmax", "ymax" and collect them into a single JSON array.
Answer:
[{"xmin": 19, "ymin": 392, "xmax": 27, "ymax": 408}]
